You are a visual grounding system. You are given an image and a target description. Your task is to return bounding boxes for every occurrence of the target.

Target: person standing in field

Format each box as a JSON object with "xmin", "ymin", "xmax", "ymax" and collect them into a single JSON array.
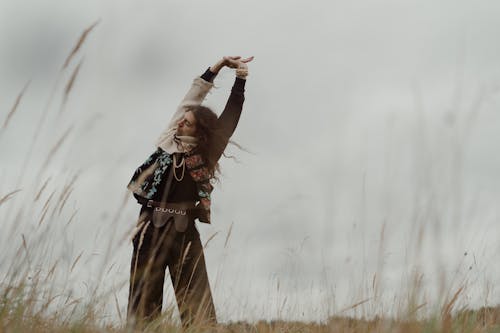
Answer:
[{"xmin": 126, "ymin": 55, "xmax": 253, "ymax": 328}]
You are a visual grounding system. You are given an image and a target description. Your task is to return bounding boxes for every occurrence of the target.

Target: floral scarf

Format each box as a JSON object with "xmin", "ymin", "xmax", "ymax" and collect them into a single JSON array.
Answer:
[{"xmin": 127, "ymin": 146, "xmax": 213, "ymax": 223}]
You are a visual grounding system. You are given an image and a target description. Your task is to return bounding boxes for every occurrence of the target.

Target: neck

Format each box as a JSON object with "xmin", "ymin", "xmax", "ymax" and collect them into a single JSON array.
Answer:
[{"xmin": 174, "ymin": 134, "xmax": 199, "ymax": 153}]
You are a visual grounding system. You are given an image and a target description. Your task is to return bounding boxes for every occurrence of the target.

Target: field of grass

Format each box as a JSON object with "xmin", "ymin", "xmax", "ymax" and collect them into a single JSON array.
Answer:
[
  {"xmin": 1, "ymin": 281, "xmax": 500, "ymax": 333},
  {"xmin": 1, "ymin": 22, "xmax": 499, "ymax": 332}
]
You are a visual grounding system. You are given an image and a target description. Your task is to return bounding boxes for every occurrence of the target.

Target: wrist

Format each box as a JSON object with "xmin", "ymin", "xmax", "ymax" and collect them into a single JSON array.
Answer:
[
  {"xmin": 210, "ymin": 59, "xmax": 224, "ymax": 74},
  {"xmin": 235, "ymin": 67, "xmax": 248, "ymax": 79}
]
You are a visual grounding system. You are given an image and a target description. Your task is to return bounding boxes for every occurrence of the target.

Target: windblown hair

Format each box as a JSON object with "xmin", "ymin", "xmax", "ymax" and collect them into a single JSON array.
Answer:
[{"xmin": 188, "ymin": 105, "xmax": 227, "ymax": 179}]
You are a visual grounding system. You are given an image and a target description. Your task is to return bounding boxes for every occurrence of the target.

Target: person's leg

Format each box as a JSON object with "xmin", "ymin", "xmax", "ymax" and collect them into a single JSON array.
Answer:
[
  {"xmin": 168, "ymin": 229, "xmax": 217, "ymax": 328},
  {"xmin": 127, "ymin": 211, "xmax": 176, "ymax": 325}
]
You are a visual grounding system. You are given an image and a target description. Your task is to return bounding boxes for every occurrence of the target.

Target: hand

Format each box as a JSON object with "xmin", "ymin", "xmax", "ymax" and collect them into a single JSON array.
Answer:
[
  {"xmin": 210, "ymin": 56, "xmax": 254, "ymax": 73},
  {"xmin": 210, "ymin": 56, "xmax": 239, "ymax": 73},
  {"xmin": 234, "ymin": 56, "xmax": 253, "ymax": 78},
  {"xmin": 223, "ymin": 55, "xmax": 254, "ymax": 69},
  {"xmin": 222, "ymin": 56, "xmax": 242, "ymax": 69}
]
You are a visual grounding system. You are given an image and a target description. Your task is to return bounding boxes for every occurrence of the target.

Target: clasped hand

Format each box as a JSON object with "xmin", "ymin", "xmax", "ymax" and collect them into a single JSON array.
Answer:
[
  {"xmin": 211, "ymin": 55, "xmax": 254, "ymax": 75},
  {"xmin": 222, "ymin": 56, "xmax": 254, "ymax": 70}
]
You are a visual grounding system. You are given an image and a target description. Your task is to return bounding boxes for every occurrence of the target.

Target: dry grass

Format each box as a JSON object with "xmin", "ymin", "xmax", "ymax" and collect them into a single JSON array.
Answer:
[
  {"xmin": 60, "ymin": 59, "xmax": 84, "ymax": 112},
  {"xmin": 2, "ymin": 80, "xmax": 31, "ymax": 131},
  {"xmin": 1, "ymin": 20, "xmax": 500, "ymax": 333},
  {"xmin": 1, "ymin": 297, "xmax": 500, "ymax": 333},
  {"xmin": 61, "ymin": 20, "xmax": 100, "ymax": 71}
]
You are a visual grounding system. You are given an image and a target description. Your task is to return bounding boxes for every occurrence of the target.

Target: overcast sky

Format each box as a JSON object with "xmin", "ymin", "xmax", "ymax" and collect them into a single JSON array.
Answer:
[{"xmin": 1, "ymin": 0, "xmax": 500, "ymax": 323}]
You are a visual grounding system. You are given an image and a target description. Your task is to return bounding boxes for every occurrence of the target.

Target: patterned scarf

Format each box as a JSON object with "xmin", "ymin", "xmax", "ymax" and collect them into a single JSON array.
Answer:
[
  {"xmin": 127, "ymin": 144, "xmax": 213, "ymax": 223},
  {"xmin": 184, "ymin": 152, "xmax": 213, "ymax": 223}
]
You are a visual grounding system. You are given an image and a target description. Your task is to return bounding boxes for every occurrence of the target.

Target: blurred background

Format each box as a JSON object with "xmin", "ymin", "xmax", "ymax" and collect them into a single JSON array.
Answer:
[{"xmin": 1, "ymin": 0, "xmax": 500, "ymax": 324}]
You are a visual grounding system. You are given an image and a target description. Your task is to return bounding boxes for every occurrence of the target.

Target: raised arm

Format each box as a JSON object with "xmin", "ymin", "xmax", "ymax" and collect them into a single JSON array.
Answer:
[
  {"xmin": 156, "ymin": 56, "xmax": 252, "ymax": 154},
  {"xmin": 165, "ymin": 72, "xmax": 215, "ymax": 130},
  {"xmin": 156, "ymin": 70, "xmax": 214, "ymax": 149},
  {"xmin": 160, "ymin": 56, "xmax": 244, "ymax": 131},
  {"xmin": 209, "ymin": 57, "xmax": 253, "ymax": 163}
]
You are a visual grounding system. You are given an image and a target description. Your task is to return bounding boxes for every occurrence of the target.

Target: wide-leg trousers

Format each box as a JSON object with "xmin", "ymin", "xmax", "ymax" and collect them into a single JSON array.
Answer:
[{"xmin": 127, "ymin": 206, "xmax": 217, "ymax": 327}]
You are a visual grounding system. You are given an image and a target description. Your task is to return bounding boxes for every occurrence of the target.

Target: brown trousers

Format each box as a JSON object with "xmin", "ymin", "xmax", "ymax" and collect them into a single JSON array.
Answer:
[{"xmin": 127, "ymin": 207, "xmax": 216, "ymax": 327}]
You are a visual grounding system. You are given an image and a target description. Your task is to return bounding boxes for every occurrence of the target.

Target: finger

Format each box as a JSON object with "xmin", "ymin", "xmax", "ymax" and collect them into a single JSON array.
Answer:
[
  {"xmin": 241, "ymin": 56, "xmax": 255, "ymax": 63},
  {"xmin": 225, "ymin": 59, "xmax": 239, "ymax": 66},
  {"xmin": 223, "ymin": 57, "xmax": 241, "ymax": 67},
  {"xmin": 227, "ymin": 56, "xmax": 241, "ymax": 60}
]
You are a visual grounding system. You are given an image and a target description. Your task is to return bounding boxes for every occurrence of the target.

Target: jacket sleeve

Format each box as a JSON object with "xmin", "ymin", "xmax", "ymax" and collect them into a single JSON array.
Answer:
[
  {"xmin": 209, "ymin": 77, "xmax": 246, "ymax": 163},
  {"xmin": 156, "ymin": 69, "xmax": 215, "ymax": 145}
]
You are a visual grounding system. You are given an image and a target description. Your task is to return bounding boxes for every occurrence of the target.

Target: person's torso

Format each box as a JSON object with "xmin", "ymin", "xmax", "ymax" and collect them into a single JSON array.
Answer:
[{"xmin": 152, "ymin": 157, "xmax": 198, "ymax": 203}]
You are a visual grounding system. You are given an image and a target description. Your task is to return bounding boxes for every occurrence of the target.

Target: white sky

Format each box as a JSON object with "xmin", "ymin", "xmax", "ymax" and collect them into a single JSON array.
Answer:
[{"xmin": 1, "ymin": 0, "xmax": 500, "ymax": 324}]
